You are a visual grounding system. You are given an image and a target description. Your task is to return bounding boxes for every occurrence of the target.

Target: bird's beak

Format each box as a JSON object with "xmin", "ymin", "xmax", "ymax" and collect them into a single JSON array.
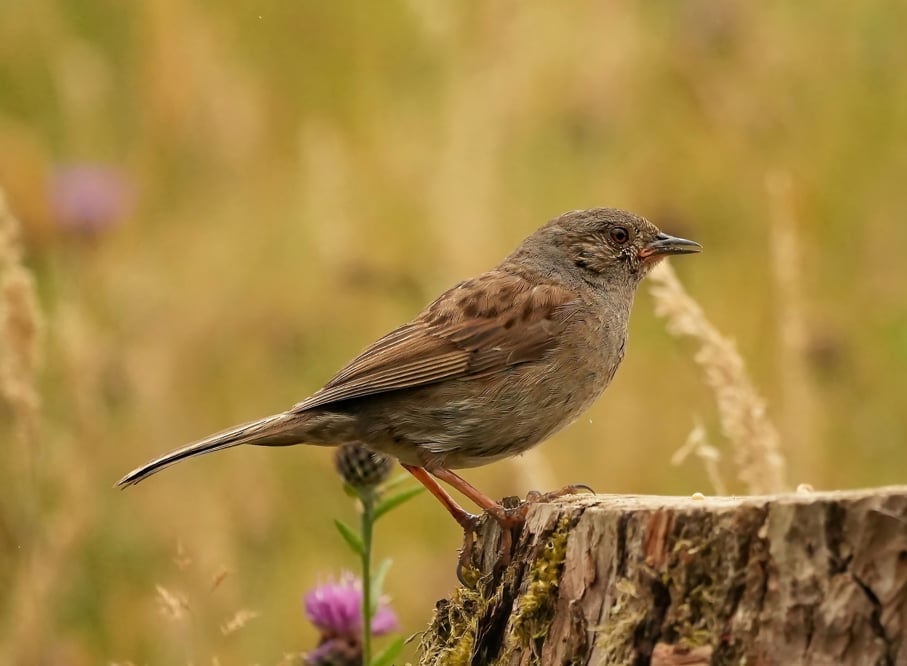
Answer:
[{"xmin": 639, "ymin": 232, "xmax": 702, "ymax": 260}]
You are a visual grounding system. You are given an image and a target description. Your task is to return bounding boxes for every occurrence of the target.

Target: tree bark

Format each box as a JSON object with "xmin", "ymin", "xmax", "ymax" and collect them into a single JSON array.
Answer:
[{"xmin": 419, "ymin": 487, "xmax": 907, "ymax": 665}]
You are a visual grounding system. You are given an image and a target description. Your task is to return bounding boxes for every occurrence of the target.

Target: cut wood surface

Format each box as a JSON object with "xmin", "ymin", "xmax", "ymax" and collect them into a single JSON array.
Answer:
[{"xmin": 419, "ymin": 487, "xmax": 907, "ymax": 665}]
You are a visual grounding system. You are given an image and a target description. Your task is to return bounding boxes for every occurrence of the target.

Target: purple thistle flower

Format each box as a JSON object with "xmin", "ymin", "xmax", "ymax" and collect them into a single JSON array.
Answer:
[
  {"xmin": 304, "ymin": 572, "xmax": 398, "ymax": 637},
  {"xmin": 50, "ymin": 163, "xmax": 132, "ymax": 236}
]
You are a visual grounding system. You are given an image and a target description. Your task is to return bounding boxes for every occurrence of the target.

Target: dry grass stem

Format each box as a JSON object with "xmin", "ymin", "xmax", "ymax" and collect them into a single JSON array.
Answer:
[
  {"xmin": 766, "ymin": 170, "xmax": 822, "ymax": 481},
  {"xmin": 210, "ymin": 568, "xmax": 231, "ymax": 591},
  {"xmin": 156, "ymin": 585, "xmax": 191, "ymax": 621},
  {"xmin": 0, "ymin": 188, "xmax": 43, "ymax": 452},
  {"xmin": 649, "ymin": 261, "xmax": 787, "ymax": 494},
  {"xmin": 0, "ymin": 189, "xmax": 57, "ymax": 665},
  {"xmin": 173, "ymin": 540, "xmax": 194, "ymax": 570},
  {"xmin": 220, "ymin": 609, "xmax": 261, "ymax": 636},
  {"xmin": 671, "ymin": 420, "xmax": 728, "ymax": 496}
]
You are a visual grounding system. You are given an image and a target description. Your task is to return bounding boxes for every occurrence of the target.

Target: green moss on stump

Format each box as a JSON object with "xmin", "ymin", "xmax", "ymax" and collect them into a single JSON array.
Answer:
[
  {"xmin": 510, "ymin": 515, "xmax": 571, "ymax": 646},
  {"xmin": 420, "ymin": 514, "xmax": 576, "ymax": 665},
  {"xmin": 420, "ymin": 584, "xmax": 482, "ymax": 666}
]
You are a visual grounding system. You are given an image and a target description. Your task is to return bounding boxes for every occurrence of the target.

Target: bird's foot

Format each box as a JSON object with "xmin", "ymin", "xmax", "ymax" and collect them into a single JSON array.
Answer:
[
  {"xmin": 456, "ymin": 497, "xmax": 525, "ymax": 587},
  {"xmin": 485, "ymin": 495, "xmax": 532, "ymax": 529},
  {"xmin": 455, "ymin": 510, "xmax": 482, "ymax": 532},
  {"xmin": 456, "ymin": 486, "xmax": 596, "ymax": 584}
]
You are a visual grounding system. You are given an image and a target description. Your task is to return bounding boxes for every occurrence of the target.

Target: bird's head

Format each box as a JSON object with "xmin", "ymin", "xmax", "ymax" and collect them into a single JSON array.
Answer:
[{"xmin": 521, "ymin": 208, "xmax": 701, "ymax": 289}]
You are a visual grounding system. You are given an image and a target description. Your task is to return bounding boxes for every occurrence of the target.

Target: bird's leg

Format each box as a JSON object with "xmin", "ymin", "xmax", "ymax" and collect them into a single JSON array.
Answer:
[
  {"xmin": 428, "ymin": 467, "xmax": 526, "ymax": 528},
  {"xmin": 402, "ymin": 464, "xmax": 483, "ymax": 585},
  {"xmin": 406, "ymin": 463, "xmax": 592, "ymax": 527},
  {"xmin": 401, "ymin": 464, "xmax": 479, "ymax": 530},
  {"xmin": 429, "ymin": 467, "xmax": 531, "ymax": 580}
]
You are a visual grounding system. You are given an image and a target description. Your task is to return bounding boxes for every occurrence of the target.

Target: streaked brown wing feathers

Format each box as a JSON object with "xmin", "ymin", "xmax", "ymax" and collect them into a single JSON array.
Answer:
[{"xmin": 291, "ymin": 274, "xmax": 579, "ymax": 413}]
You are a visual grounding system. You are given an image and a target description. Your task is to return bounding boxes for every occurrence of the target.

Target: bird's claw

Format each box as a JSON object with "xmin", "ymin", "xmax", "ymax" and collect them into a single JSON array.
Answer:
[
  {"xmin": 455, "ymin": 486, "xmax": 594, "ymax": 587},
  {"xmin": 487, "ymin": 497, "xmax": 531, "ymax": 530},
  {"xmin": 525, "ymin": 483, "xmax": 595, "ymax": 503},
  {"xmin": 457, "ymin": 511, "xmax": 482, "ymax": 533},
  {"xmin": 456, "ymin": 527, "xmax": 479, "ymax": 587},
  {"xmin": 456, "ymin": 501, "xmax": 526, "ymax": 587}
]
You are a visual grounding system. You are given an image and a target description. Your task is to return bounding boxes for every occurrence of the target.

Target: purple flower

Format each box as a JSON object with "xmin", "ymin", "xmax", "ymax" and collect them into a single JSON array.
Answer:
[
  {"xmin": 50, "ymin": 164, "xmax": 132, "ymax": 235},
  {"xmin": 304, "ymin": 572, "xmax": 398, "ymax": 637}
]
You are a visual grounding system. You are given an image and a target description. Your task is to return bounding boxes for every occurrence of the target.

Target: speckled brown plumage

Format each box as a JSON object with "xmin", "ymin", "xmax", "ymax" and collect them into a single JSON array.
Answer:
[{"xmin": 117, "ymin": 208, "xmax": 700, "ymax": 527}]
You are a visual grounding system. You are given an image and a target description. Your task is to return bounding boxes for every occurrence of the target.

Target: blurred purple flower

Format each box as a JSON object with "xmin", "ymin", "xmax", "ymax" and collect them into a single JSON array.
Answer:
[
  {"xmin": 304, "ymin": 572, "xmax": 398, "ymax": 637},
  {"xmin": 304, "ymin": 636, "xmax": 361, "ymax": 666},
  {"xmin": 50, "ymin": 164, "xmax": 132, "ymax": 235}
]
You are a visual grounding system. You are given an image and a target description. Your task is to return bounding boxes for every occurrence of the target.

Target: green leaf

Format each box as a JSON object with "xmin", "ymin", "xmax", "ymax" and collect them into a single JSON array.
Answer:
[
  {"xmin": 333, "ymin": 518, "xmax": 364, "ymax": 556},
  {"xmin": 373, "ymin": 486, "xmax": 424, "ymax": 521},
  {"xmin": 370, "ymin": 636, "xmax": 405, "ymax": 666},
  {"xmin": 370, "ymin": 558, "xmax": 392, "ymax": 611}
]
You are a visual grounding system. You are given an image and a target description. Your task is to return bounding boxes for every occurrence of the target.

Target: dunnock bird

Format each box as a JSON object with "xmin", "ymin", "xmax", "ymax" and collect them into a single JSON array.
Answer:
[{"xmin": 117, "ymin": 208, "xmax": 700, "ymax": 528}]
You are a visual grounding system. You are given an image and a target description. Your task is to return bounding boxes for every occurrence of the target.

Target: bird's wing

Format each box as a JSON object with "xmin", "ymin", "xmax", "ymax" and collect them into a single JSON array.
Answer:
[{"xmin": 291, "ymin": 273, "xmax": 581, "ymax": 413}]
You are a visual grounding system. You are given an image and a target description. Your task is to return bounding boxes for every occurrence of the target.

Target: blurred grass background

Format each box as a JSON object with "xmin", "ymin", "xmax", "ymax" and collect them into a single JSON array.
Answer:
[{"xmin": 2, "ymin": 0, "xmax": 906, "ymax": 663}]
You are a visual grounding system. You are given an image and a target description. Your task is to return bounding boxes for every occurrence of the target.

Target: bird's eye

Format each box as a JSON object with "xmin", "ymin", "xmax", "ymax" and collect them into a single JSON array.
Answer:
[{"xmin": 609, "ymin": 227, "xmax": 630, "ymax": 244}]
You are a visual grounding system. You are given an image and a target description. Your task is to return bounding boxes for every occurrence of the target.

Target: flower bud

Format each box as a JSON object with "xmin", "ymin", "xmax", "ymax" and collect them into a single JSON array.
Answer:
[{"xmin": 333, "ymin": 442, "xmax": 393, "ymax": 489}]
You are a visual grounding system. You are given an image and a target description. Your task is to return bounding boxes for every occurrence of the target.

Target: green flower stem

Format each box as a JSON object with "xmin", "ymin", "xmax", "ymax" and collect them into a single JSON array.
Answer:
[{"xmin": 360, "ymin": 488, "xmax": 376, "ymax": 665}]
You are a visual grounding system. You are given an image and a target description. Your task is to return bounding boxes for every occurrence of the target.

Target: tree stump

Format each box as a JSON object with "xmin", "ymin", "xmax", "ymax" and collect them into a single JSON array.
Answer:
[{"xmin": 419, "ymin": 487, "xmax": 907, "ymax": 665}]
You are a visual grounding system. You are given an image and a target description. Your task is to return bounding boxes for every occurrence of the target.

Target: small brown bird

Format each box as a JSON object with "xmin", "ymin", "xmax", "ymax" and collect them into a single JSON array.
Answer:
[{"xmin": 117, "ymin": 208, "xmax": 700, "ymax": 528}]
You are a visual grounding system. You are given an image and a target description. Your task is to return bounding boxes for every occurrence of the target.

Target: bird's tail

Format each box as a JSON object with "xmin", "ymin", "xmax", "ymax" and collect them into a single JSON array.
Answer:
[{"xmin": 116, "ymin": 412, "xmax": 301, "ymax": 488}]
